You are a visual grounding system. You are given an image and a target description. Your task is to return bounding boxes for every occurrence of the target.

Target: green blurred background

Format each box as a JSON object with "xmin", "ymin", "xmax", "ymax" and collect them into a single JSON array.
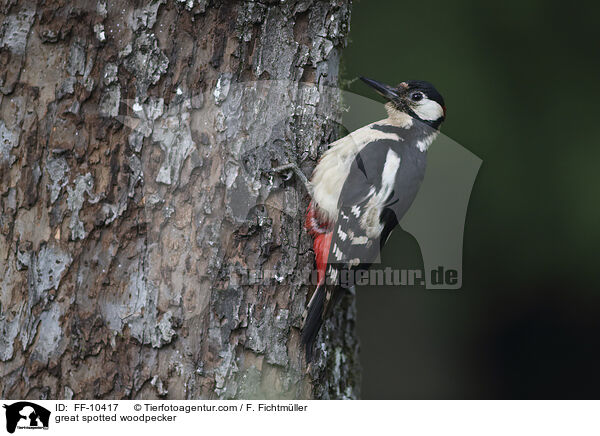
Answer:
[{"xmin": 343, "ymin": 0, "xmax": 600, "ymax": 398}]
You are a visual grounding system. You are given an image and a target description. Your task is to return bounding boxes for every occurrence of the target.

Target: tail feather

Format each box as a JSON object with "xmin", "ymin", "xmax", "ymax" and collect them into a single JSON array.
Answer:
[{"xmin": 301, "ymin": 284, "xmax": 326, "ymax": 362}]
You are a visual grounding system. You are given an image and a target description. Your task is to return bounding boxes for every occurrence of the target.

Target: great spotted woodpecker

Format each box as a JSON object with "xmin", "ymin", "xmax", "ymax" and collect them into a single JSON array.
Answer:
[{"xmin": 277, "ymin": 77, "xmax": 446, "ymax": 361}]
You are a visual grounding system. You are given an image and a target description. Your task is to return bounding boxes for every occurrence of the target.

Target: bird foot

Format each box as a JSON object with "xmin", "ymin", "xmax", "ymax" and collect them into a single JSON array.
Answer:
[{"xmin": 271, "ymin": 163, "xmax": 312, "ymax": 195}]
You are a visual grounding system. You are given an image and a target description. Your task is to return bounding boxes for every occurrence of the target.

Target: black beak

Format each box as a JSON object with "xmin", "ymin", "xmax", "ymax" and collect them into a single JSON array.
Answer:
[{"xmin": 360, "ymin": 76, "xmax": 399, "ymax": 101}]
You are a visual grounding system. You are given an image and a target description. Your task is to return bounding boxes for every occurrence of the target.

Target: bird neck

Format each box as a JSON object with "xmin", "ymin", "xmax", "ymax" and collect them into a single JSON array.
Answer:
[
  {"xmin": 385, "ymin": 102, "xmax": 414, "ymax": 129},
  {"xmin": 383, "ymin": 102, "xmax": 440, "ymax": 152}
]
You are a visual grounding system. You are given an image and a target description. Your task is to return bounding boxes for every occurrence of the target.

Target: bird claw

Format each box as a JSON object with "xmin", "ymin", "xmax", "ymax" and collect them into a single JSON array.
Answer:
[
  {"xmin": 272, "ymin": 165, "xmax": 294, "ymax": 180},
  {"xmin": 271, "ymin": 163, "xmax": 312, "ymax": 194}
]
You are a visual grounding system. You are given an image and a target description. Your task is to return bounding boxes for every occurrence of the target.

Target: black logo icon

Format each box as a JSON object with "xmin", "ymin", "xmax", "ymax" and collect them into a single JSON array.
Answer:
[{"xmin": 2, "ymin": 402, "xmax": 50, "ymax": 434}]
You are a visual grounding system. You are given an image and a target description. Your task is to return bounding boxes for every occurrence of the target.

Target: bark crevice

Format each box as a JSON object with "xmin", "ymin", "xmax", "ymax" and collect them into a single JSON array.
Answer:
[{"xmin": 0, "ymin": 0, "xmax": 358, "ymax": 399}]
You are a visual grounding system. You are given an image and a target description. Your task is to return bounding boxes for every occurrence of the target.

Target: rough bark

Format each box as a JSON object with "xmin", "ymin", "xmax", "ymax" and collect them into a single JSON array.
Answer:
[{"xmin": 0, "ymin": 0, "xmax": 358, "ymax": 399}]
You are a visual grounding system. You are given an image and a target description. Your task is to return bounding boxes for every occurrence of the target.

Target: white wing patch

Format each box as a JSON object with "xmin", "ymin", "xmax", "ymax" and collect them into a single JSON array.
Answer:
[
  {"xmin": 337, "ymin": 227, "xmax": 348, "ymax": 241},
  {"xmin": 333, "ymin": 243, "xmax": 344, "ymax": 261},
  {"xmin": 351, "ymin": 205, "xmax": 361, "ymax": 218},
  {"xmin": 359, "ymin": 149, "xmax": 401, "ymax": 239},
  {"xmin": 381, "ymin": 149, "xmax": 402, "ymax": 188},
  {"xmin": 351, "ymin": 235, "xmax": 368, "ymax": 245}
]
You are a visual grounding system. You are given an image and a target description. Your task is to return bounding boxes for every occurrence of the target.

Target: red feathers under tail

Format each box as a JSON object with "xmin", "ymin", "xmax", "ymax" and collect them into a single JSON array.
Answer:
[
  {"xmin": 313, "ymin": 233, "xmax": 332, "ymax": 285},
  {"xmin": 304, "ymin": 202, "xmax": 332, "ymax": 286},
  {"xmin": 302, "ymin": 202, "xmax": 334, "ymax": 361}
]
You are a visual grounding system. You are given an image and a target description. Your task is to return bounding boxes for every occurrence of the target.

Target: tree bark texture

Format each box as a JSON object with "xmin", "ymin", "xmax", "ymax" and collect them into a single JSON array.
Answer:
[{"xmin": 0, "ymin": 0, "xmax": 358, "ymax": 399}]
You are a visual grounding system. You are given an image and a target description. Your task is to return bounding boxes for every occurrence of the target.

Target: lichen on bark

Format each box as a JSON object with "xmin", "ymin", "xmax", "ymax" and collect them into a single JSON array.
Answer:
[{"xmin": 0, "ymin": 0, "xmax": 358, "ymax": 399}]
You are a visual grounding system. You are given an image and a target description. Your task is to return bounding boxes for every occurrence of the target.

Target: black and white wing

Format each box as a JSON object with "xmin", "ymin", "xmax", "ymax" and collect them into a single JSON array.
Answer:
[{"xmin": 326, "ymin": 139, "xmax": 427, "ymax": 288}]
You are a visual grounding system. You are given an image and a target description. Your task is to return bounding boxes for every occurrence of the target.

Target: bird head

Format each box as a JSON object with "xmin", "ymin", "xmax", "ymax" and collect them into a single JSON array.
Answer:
[{"xmin": 360, "ymin": 76, "xmax": 446, "ymax": 128}]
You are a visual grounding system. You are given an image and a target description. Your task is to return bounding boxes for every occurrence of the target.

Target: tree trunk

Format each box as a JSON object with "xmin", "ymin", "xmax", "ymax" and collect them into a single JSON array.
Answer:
[{"xmin": 0, "ymin": 0, "xmax": 358, "ymax": 399}]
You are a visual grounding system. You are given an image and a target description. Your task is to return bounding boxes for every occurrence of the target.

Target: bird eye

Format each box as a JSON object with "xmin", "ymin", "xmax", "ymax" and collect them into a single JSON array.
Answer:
[{"xmin": 411, "ymin": 92, "xmax": 424, "ymax": 101}]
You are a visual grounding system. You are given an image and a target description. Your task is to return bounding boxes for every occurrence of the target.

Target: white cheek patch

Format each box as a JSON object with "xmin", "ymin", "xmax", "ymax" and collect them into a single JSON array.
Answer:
[{"xmin": 413, "ymin": 98, "xmax": 444, "ymax": 121}]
